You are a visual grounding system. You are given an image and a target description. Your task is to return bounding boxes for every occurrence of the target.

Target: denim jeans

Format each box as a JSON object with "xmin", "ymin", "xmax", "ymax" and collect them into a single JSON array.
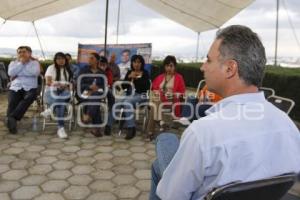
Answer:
[
  {"xmin": 181, "ymin": 96, "xmax": 198, "ymax": 120},
  {"xmin": 181, "ymin": 96, "xmax": 212, "ymax": 121},
  {"xmin": 149, "ymin": 133, "xmax": 180, "ymax": 200},
  {"xmin": 44, "ymin": 89, "xmax": 70, "ymax": 128},
  {"xmin": 107, "ymin": 93, "xmax": 147, "ymax": 128}
]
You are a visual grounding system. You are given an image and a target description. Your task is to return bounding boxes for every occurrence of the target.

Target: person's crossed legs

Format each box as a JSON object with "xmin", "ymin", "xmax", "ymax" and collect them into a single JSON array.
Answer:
[
  {"xmin": 6, "ymin": 88, "xmax": 37, "ymax": 133},
  {"xmin": 150, "ymin": 133, "xmax": 180, "ymax": 200}
]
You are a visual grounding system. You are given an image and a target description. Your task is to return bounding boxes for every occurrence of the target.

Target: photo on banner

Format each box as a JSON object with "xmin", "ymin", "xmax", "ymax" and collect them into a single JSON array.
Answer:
[{"xmin": 77, "ymin": 43, "xmax": 152, "ymax": 75}]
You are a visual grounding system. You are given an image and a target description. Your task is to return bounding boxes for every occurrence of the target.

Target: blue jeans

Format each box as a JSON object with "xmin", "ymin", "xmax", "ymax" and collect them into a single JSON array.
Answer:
[
  {"xmin": 181, "ymin": 96, "xmax": 212, "ymax": 121},
  {"xmin": 44, "ymin": 89, "xmax": 70, "ymax": 128},
  {"xmin": 107, "ymin": 93, "xmax": 147, "ymax": 128},
  {"xmin": 150, "ymin": 133, "xmax": 180, "ymax": 200}
]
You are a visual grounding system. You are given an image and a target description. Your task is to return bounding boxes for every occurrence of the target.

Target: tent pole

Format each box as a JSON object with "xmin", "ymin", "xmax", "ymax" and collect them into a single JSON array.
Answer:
[
  {"xmin": 196, "ymin": 32, "xmax": 200, "ymax": 62},
  {"xmin": 0, "ymin": 19, "xmax": 7, "ymax": 32},
  {"xmin": 104, "ymin": 0, "xmax": 109, "ymax": 57},
  {"xmin": 274, "ymin": 0, "xmax": 279, "ymax": 66},
  {"xmin": 116, "ymin": 0, "xmax": 121, "ymax": 44},
  {"xmin": 32, "ymin": 21, "xmax": 46, "ymax": 60}
]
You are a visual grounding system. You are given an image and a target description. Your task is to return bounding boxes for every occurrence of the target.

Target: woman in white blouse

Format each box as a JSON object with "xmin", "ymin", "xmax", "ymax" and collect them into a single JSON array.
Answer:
[{"xmin": 41, "ymin": 52, "xmax": 73, "ymax": 138}]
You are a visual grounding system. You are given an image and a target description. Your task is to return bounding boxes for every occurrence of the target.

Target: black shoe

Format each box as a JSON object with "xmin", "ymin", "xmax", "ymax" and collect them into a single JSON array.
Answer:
[
  {"xmin": 145, "ymin": 132, "xmax": 156, "ymax": 142},
  {"xmin": 90, "ymin": 128, "xmax": 103, "ymax": 137},
  {"xmin": 118, "ymin": 119, "xmax": 125, "ymax": 129},
  {"xmin": 7, "ymin": 116, "xmax": 17, "ymax": 134},
  {"xmin": 104, "ymin": 125, "xmax": 111, "ymax": 136},
  {"xmin": 125, "ymin": 127, "xmax": 136, "ymax": 140}
]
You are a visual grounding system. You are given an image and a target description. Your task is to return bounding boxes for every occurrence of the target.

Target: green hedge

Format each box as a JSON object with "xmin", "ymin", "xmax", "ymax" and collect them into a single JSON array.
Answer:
[
  {"xmin": 152, "ymin": 61, "xmax": 300, "ymax": 121},
  {"xmin": 151, "ymin": 61, "xmax": 204, "ymax": 84},
  {"xmin": 0, "ymin": 57, "xmax": 53, "ymax": 73},
  {"xmin": 1, "ymin": 58, "xmax": 300, "ymax": 121}
]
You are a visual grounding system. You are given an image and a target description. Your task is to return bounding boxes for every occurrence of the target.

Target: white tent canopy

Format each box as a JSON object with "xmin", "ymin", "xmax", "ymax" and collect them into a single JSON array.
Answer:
[
  {"xmin": 1, "ymin": 0, "xmax": 254, "ymax": 31},
  {"xmin": 0, "ymin": 0, "xmax": 95, "ymax": 58},
  {"xmin": 0, "ymin": 0, "xmax": 254, "ymax": 59},
  {"xmin": 137, "ymin": 0, "xmax": 254, "ymax": 32},
  {"xmin": 0, "ymin": 0, "xmax": 94, "ymax": 21}
]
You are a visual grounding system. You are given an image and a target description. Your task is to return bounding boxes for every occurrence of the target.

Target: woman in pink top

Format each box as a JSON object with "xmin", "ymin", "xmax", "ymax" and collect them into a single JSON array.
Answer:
[{"xmin": 146, "ymin": 55, "xmax": 185, "ymax": 140}]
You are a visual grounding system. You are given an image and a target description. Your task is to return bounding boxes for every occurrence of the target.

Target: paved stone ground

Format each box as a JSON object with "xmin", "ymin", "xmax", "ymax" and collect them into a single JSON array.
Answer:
[
  {"xmin": 0, "ymin": 92, "xmax": 170, "ymax": 200},
  {"xmin": 0, "ymin": 91, "xmax": 299, "ymax": 200}
]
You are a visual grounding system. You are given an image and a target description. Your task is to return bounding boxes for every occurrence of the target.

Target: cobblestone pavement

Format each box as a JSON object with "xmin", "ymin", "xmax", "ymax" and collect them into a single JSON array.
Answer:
[
  {"xmin": 1, "ymin": 92, "xmax": 299, "ymax": 200},
  {"xmin": 0, "ymin": 93, "xmax": 163, "ymax": 200}
]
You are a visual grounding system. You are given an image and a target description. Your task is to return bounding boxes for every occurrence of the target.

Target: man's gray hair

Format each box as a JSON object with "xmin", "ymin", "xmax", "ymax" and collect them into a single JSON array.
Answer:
[{"xmin": 216, "ymin": 25, "xmax": 266, "ymax": 87}]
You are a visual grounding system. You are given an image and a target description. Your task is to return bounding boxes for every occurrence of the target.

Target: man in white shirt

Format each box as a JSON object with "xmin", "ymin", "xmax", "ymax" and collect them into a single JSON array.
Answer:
[
  {"xmin": 149, "ymin": 25, "xmax": 300, "ymax": 200},
  {"xmin": 6, "ymin": 46, "xmax": 40, "ymax": 134},
  {"xmin": 118, "ymin": 49, "xmax": 131, "ymax": 79}
]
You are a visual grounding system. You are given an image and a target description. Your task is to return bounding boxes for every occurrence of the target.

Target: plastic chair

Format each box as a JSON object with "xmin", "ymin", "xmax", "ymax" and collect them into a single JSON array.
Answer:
[
  {"xmin": 260, "ymin": 87, "xmax": 275, "ymax": 99},
  {"xmin": 204, "ymin": 173, "xmax": 297, "ymax": 200},
  {"xmin": 267, "ymin": 95, "xmax": 295, "ymax": 115},
  {"xmin": 113, "ymin": 80, "xmax": 151, "ymax": 136},
  {"xmin": 195, "ymin": 79, "xmax": 206, "ymax": 98},
  {"xmin": 0, "ymin": 62, "xmax": 9, "ymax": 92},
  {"xmin": 40, "ymin": 79, "xmax": 75, "ymax": 132}
]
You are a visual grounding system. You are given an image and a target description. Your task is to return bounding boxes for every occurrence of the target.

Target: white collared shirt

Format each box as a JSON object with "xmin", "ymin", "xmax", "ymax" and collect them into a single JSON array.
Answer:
[
  {"xmin": 8, "ymin": 60, "xmax": 40, "ymax": 91},
  {"xmin": 118, "ymin": 61, "xmax": 130, "ymax": 80},
  {"xmin": 157, "ymin": 92, "xmax": 300, "ymax": 200}
]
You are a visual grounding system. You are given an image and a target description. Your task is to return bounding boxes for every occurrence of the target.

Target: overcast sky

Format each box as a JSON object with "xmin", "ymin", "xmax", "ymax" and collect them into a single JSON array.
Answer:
[{"xmin": 0, "ymin": 0, "xmax": 300, "ymax": 59}]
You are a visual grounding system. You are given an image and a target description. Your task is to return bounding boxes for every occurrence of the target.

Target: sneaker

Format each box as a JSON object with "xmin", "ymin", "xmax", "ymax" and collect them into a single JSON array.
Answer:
[
  {"xmin": 57, "ymin": 127, "xmax": 68, "ymax": 139},
  {"xmin": 41, "ymin": 108, "xmax": 52, "ymax": 118},
  {"xmin": 90, "ymin": 128, "xmax": 103, "ymax": 137},
  {"xmin": 173, "ymin": 117, "xmax": 191, "ymax": 126}
]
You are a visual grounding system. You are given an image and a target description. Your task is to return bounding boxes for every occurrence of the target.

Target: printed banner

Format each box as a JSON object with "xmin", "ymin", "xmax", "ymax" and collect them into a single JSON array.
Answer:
[{"xmin": 77, "ymin": 43, "xmax": 152, "ymax": 68}]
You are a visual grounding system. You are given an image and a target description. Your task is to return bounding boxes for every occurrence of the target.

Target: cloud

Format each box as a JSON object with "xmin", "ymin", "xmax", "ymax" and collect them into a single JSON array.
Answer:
[{"xmin": 0, "ymin": 0, "xmax": 300, "ymax": 59}]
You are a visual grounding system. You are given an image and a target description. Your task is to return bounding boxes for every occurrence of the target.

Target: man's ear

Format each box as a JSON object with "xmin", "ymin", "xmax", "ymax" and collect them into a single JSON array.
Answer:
[{"xmin": 224, "ymin": 59, "xmax": 238, "ymax": 79}]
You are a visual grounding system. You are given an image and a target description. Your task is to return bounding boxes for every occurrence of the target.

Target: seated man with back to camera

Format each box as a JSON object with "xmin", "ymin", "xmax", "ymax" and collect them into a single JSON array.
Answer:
[
  {"xmin": 149, "ymin": 25, "xmax": 300, "ymax": 200},
  {"xmin": 6, "ymin": 46, "xmax": 40, "ymax": 134}
]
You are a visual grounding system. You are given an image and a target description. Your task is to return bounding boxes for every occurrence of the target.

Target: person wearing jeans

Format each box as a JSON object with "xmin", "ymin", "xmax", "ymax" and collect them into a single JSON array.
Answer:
[
  {"xmin": 149, "ymin": 25, "xmax": 300, "ymax": 200},
  {"xmin": 150, "ymin": 133, "xmax": 180, "ymax": 200},
  {"xmin": 177, "ymin": 95, "xmax": 213, "ymax": 126},
  {"xmin": 41, "ymin": 52, "xmax": 72, "ymax": 139},
  {"xmin": 105, "ymin": 55, "xmax": 150, "ymax": 140},
  {"xmin": 43, "ymin": 89, "xmax": 70, "ymax": 128},
  {"xmin": 174, "ymin": 85, "xmax": 222, "ymax": 126}
]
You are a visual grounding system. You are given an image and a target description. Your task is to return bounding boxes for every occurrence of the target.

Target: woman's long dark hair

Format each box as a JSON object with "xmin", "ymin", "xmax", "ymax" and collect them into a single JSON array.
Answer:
[
  {"xmin": 163, "ymin": 55, "xmax": 177, "ymax": 67},
  {"xmin": 130, "ymin": 54, "xmax": 145, "ymax": 71},
  {"xmin": 53, "ymin": 52, "xmax": 73, "ymax": 82}
]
